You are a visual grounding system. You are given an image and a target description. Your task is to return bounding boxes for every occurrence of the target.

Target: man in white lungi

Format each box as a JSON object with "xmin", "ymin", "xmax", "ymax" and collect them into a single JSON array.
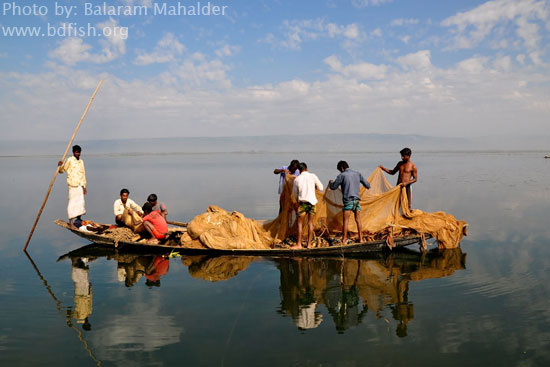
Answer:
[{"xmin": 58, "ymin": 145, "xmax": 87, "ymax": 230}]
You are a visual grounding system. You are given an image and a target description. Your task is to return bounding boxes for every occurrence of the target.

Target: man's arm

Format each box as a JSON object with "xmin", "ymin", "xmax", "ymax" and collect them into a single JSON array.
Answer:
[
  {"xmin": 274, "ymin": 167, "xmax": 288, "ymax": 175},
  {"xmin": 379, "ymin": 162, "xmax": 400, "ymax": 175},
  {"xmin": 359, "ymin": 174, "xmax": 371, "ymax": 189},
  {"xmin": 315, "ymin": 175, "xmax": 324, "ymax": 192},
  {"xmin": 57, "ymin": 159, "xmax": 68, "ymax": 173},
  {"xmin": 328, "ymin": 174, "xmax": 342, "ymax": 190}
]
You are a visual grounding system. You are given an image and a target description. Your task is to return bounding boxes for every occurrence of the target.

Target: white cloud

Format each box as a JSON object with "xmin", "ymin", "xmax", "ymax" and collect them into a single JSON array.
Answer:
[
  {"xmin": 215, "ymin": 44, "xmax": 241, "ymax": 58},
  {"xmin": 324, "ymin": 55, "xmax": 387, "ymax": 80},
  {"xmin": 396, "ymin": 50, "xmax": 432, "ymax": 70},
  {"xmin": 2, "ymin": 50, "xmax": 550, "ymax": 141},
  {"xmin": 457, "ymin": 57, "xmax": 488, "ymax": 73},
  {"xmin": 370, "ymin": 28, "xmax": 382, "ymax": 37},
  {"xmin": 391, "ymin": 18, "xmax": 420, "ymax": 26},
  {"xmin": 49, "ymin": 18, "xmax": 127, "ymax": 65},
  {"xmin": 441, "ymin": 0, "xmax": 550, "ymax": 50},
  {"xmin": 265, "ymin": 19, "xmax": 366, "ymax": 50},
  {"xmin": 49, "ymin": 38, "xmax": 92, "ymax": 66},
  {"xmin": 493, "ymin": 55, "xmax": 512, "ymax": 71},
  {"xmin": 134, "ymin": 33, "xmax": 185, "ymax": 65},
  {"xmin": 351, "ymin": 0, "xmax": 393, "ymax": 8}
]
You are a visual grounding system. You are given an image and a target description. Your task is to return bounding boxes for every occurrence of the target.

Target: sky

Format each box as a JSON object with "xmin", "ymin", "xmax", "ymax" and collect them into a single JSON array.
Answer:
[{"xmin": 0, "ymin": 0, "xmax": 549, "ymax": 141}]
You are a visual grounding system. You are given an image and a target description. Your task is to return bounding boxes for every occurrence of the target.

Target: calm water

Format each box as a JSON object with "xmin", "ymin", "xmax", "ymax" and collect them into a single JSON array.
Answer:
[{"xmin": 1, "ymin": 151, "xmax": 549, "ymax": 366}]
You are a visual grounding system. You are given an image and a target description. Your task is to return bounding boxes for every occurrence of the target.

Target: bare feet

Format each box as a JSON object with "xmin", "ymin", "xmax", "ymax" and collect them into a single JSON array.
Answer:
[
  {"xmin": 290, "ymin": 245, "xmax": 303, "ymax": 250},
  {"xmin": 146, "ymin": 238, "xmax": 159, "ymax": 245},
  {"xmin": 69, "ymin": 224, "xmax": 78, "ymax": 230}
]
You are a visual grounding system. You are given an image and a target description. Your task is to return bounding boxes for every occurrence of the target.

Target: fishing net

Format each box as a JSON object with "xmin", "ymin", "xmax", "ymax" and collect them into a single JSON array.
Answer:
[{"xmin": 180, "ymin": 168, "xmax": 467, "ymax": 250}]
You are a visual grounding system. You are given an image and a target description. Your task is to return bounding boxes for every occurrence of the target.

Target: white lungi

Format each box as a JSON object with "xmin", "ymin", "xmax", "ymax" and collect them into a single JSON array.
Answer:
[{"xmin": 68, "ymin": 185, "xmax": 86, "ymax": 219}]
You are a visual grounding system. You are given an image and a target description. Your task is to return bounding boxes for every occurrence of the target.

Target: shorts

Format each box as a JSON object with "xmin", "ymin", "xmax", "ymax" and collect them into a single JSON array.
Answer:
[
  {"xmin": 343, "ymin": 199, "xmax": 361, "ymax": 212},
  {"xmin": 298, "ymin": 202, "xmax": 316, "ymax": 216},
  {"xmin": 151, "ymin": 228, "xmax": 166, "ymax": 240}
]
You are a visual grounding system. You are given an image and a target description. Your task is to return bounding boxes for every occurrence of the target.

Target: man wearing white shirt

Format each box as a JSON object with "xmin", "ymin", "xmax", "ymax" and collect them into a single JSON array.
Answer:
[
  {"xmin": 292, "ymin": 162, "xmax": 324, "ymax": 249},
  {"xmin": 114, "ymin": 188, "xmax": 144, "ymax": 231}
]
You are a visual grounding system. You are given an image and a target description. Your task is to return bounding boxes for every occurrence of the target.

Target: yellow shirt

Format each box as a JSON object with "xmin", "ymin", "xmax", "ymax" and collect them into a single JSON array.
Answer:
[{"xmin": 59, "ymin": 156, "xmax": 86, "ymax": 188}]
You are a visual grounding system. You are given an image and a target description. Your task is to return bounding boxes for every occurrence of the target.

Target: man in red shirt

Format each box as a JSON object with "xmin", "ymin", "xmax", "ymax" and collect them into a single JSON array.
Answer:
[{"xmin": 142, "ymin": 202, "xmax": 168, "ymax": 244}]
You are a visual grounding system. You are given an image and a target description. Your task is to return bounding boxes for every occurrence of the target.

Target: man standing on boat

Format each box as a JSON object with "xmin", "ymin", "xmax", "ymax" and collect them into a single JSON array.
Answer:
[
  {"xmin": 274, "ymin": 159, "xmax": 301, "ymax": 213},
  {"xmin": 292, "ymin": 162, "xmax": 323, "ymax": 249},
  {"xmin": 114, "ymin": 188, "xmax": 144, "ymax": 231},
  {"xmin": 58, "ymin": 145, "xmax": 87, "ymax": 230},
  {"xmin": 379, "ymin": 147, "xmax": 417, "ymax": 209},
  {"xmin": 328, "ymin": 161, "xmax": 370, "ymax": 244}
]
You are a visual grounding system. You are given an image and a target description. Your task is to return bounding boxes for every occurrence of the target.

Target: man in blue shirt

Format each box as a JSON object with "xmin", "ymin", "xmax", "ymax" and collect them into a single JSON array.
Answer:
[{"xmin": 328, "ymin": 161, "xmax": 370, "ymax": 244}]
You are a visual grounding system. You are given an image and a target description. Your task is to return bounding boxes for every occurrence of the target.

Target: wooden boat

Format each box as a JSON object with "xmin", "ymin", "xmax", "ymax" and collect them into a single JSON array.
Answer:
[{"xmin": 54, "ymin": 219, "xmax": 431, "ymax": 255}]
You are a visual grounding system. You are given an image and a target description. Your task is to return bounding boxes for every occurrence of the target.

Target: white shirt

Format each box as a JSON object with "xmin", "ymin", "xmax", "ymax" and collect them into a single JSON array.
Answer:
[
  {"xmin": 293, "ymin": 171, "xmax": 324, "ymax": 205},
  {"xmin": 113, "ymin": 198, "xmax": 143, "ymax": 216}
]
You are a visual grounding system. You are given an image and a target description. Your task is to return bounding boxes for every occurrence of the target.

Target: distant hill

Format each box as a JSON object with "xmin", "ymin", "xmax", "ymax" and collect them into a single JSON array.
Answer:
[{"xmin": 1, "ymin": 134, "xmax": 548, "ymax": 156}]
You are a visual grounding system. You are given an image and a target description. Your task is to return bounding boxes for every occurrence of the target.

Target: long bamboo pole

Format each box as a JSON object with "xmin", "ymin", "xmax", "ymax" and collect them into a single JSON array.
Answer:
[{"xmin": 23, "ymin": 80, "xmax": 103, "ymax": 251}]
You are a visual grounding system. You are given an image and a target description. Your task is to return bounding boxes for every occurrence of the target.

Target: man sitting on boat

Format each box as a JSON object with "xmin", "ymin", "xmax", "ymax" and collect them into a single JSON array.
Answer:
[
  {"xmin": 141, "ymin": 202, "xmax": 168, "ymax": 244},
  {"xmin": 114, "ymin": 188, "xmax": 144, "ymax": 231},
  {"xmin": 146, "ymin": 193, "xmax": 168, "ymax": 219}
]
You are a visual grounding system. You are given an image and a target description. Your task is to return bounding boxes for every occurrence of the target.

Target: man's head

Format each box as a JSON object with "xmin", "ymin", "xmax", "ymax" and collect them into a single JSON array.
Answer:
[
  {"xmin": 289, "ymin": 159, "xmax": 300, "ymax": 172},
  {"xmin": 147, "ymin": 193, "xmax": 158, "ymax": 206},
  {"xmin": 120, "ymin": 188, "xmax": 130, "ymax": 203},
  {"xmin": 400, "ymin": 147, "xmax": 412, "ymax": 161},
  {"xmin": 72, "ymin": 145, "xmax": 82, "ymax": 159},
  {"xmin": 298, "ymin": 162, "xmax": 308, "ymax": 173},
  {"xmin": 142, "ymin": 202, "xmax": 153, "ymax": 214},
  {"xmin": 337, "ymin": 160, "xmax": 349, "ymax": 172}
]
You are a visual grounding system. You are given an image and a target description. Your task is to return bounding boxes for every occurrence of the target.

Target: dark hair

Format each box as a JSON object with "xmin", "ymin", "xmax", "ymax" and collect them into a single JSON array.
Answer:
[
  {"xmin": 142, "ymin": 202, "xmax": 153, "ymax": 213},
  {"xmin": 289, "ymin": 159, "xmax": 299, "ymax": 167},
  {"xmin": 72, "ymin": 145, "xmax": 82, "ymax": 153},
  {"xmin": 400, "ymin": 147, "xmax": 412, "ymax": 156},
  {"xmin": 120, "ymin": 188, "xmax": 129, "ymax": 196},
  {"xmin": 298, "ymin": 162, "xmax": 307, "ymax": 172},
  {"xmin": 337, "ymin": 160, "xmax": 349, "ymax": 171},
  {"xmin": 147, "ymin": 194, "xmax": 157, "ymax": 202}
]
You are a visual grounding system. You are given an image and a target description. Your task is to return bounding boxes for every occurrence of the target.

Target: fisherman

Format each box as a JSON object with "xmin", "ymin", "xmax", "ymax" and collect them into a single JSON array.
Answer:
[
  {"xmin": 58, "ymin": 145, "xmax": 87, "ymax": 230},
  {"xmin": 292, "ymin": 162, "xmax": 323, "ymax": 249},
  {"xmin": 146, "ymin": 193, "xmax": 168, "ymax": 219},
  {"xmin": 141, "ymin": 202, "xmax": 168, "ymax": 244},
  {"xmin": 113, "ymin": 188, "xmax": 144, "ymax": 229},
  {"xmin": 328, "ymin": 161, "xmax": 370, "ymax": 244},
  {"xmin": 274, "ymin": 159, "xmax": 300, "ymax": 195},
  {"xmin": 274, "ymin": 159, "xmax": 300, "ymax": 213},
  {"xmin": 379, "ymin": 147, "xmax": 417, "ymax": 209}
]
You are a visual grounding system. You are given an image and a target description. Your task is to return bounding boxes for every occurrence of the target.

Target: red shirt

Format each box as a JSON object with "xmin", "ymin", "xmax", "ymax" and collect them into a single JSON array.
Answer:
[{"xmin": 143, "ymin": 210, "xmax": 168, "ymax": 235}]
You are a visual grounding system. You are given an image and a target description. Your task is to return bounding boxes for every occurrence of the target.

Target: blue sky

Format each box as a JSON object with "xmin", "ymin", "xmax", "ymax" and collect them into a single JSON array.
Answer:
[{"xmin": 1, "ymin": 0, "xmax": 549, "ymax": 140}]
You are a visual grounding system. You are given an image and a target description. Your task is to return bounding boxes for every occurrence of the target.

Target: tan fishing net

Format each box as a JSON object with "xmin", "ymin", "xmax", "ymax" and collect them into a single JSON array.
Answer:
[{"xmin": 181, "ymin": 168, "xmax": 467, "ymax": 250}]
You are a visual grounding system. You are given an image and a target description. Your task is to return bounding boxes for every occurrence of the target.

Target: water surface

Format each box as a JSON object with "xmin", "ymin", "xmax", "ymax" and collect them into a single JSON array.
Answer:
[{"xmin": 1, "ymin": 151, "xmax": 549, "ymax": 366}]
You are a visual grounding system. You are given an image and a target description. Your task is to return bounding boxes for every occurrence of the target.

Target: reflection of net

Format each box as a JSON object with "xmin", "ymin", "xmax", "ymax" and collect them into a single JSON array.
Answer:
[
  {"xmin": 183, "ymin": 256, "xmax": 254, "ymax": 282},
  {"xmin": 264, "ymin": 168, "xmax": 468, "ymax": 249}
]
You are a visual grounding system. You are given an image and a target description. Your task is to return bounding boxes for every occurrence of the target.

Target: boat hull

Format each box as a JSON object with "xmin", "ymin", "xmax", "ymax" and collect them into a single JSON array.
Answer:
[{"xmin": 54, "ymin": 219, "xmax": 430, "ymax": 255}]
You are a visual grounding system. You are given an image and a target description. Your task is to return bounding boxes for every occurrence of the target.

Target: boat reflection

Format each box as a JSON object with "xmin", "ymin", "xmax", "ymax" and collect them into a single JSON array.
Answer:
[
  {"xmin": 58, "ymin": 245, "xmax": 466, "ymax": 337},
  {"xmin": 275, "ymin": 249, "xmax": 466, "ymax": 335}
]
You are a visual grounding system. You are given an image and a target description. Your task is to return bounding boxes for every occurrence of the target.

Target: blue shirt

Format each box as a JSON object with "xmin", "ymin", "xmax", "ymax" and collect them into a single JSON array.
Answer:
[{"xmin": 329, "ymin": 168, "xmax": 370, "ymax": 203}]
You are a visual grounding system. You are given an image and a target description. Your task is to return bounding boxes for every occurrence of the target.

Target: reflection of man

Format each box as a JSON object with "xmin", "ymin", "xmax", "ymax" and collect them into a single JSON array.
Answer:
[
  {"xmin": 71, "ymin": 257, "xmax": 92, "ymax": 329},
  {"xmin": 114, "ymin": 188, "xmax": 144, "ymax": 230},
  {"xmin": 145, "ymin": 256, "xmax": 170, "ymax": 287}
]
